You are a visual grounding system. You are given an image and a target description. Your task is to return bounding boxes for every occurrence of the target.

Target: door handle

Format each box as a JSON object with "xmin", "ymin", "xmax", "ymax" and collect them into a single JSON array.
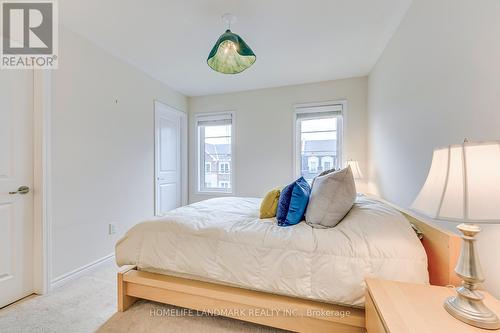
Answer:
[{"xmin": 9, "ymin": 186, "xmax": 30, "ymax": 195}]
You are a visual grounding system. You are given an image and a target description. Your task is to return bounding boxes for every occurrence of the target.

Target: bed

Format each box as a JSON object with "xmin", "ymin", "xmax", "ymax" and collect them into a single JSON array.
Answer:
[{"xmin": 115, "ymin": 195, "xmax": 461, "ymax": 333}]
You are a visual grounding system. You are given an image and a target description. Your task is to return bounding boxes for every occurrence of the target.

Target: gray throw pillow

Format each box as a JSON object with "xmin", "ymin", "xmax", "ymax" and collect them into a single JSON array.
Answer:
[
  {"xmin": 305, "ymin": 166, "xmax": 356, "ymax": 228},
  {"xmin": 311, "ymin": 168, "xmax": 336, "ymax": 188},
  {"xmin": 317, "ymin": 168, "xmax": 336, "ymax": 177}
]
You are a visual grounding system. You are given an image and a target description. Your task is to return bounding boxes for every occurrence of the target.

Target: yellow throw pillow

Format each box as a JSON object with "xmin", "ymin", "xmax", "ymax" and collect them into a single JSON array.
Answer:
[{"xmin": 260, "ymin": 187, "xmax": 281, "ymax": 219}]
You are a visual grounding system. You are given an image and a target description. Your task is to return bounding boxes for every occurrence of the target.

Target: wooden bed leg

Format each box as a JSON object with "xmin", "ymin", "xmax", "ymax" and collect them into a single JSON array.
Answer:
[{"xmin": 118, "ymin": 265, "xmax": 138, "ymax": 312}]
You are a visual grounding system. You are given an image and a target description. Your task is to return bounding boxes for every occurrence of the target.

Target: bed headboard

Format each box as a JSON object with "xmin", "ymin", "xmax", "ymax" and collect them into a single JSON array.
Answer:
[
  {"xmin": 371, "ymin": 195, "xmax": 461, "ymax": 287},
  {"xmin": 401, "ymin": 211, "xmax": 461, "ymax": 287}
]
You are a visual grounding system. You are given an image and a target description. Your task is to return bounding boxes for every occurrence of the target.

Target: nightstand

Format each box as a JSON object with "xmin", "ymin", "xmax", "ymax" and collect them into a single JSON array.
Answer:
[{"xmin": 365, "ymin": 279, "xmax": 500, "ymax": 333}]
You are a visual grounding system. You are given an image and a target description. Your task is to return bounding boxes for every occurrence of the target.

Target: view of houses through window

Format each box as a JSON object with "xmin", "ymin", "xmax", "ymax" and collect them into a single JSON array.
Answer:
[
  {"xmin": 297, "ymin": 109, "xmax": 342, "ymax": 183},
  {"xmin": 197, "ymin": 113, "xmax": 233, "ymax": 193}
]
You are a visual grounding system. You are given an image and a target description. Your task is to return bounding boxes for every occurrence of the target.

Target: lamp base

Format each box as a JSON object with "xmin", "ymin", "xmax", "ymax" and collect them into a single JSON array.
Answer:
[
  {"xmin": 444, "ymin": 288, "xmax": 500, "ymax": 330},
  {"xmin": 444, "ymin": 223, "xmax": 500, "ymax": 330}
]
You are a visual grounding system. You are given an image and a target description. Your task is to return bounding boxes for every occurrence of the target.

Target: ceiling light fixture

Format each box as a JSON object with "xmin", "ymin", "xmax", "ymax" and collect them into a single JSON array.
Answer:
[{"xmin": 207, "ymin": 13, "xmax": 256, "ymax": 74}]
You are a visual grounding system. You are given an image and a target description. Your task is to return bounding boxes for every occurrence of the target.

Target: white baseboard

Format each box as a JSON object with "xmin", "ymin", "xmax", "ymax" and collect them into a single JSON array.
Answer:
[{"xmin": 50, "ymin": 253, "xmax": 115, "ymax": 290}]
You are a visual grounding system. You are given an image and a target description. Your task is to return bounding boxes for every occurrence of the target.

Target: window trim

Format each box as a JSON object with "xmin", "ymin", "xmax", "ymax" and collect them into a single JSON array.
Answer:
[
  {"xmin": 195, "ymin": 111, "xmax": 236, "ymax": 195},
  {"xmin": 219, "ymin": 161, "xmax": 230, "ymax": 174},
  {"xmin": 322, "ymin": 156, "xmax": 334, "ymax": 171},
  {"xmin": 292, "ymin": 100, "xmax": 346, "ymax": 179},
  {"xmin": 218, "ymin": 180, "xmax": 230, "ymax": 189},
  {"xmin": 308, "ymin": 156, "xmax": 319, "ymax": 173}
]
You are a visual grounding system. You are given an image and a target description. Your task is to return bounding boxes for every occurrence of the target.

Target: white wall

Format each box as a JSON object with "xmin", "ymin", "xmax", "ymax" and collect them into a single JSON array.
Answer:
[
  {"xmin": 189, "ymin": 77, "xmax": 368, "ymax": 203},
  {"xmin": 368, "ymin": 0, "xmax": 500, "ymax": 297},
  {"xmin": 51, "ymin": 28, "xmax": 187, "ymax": 280}
]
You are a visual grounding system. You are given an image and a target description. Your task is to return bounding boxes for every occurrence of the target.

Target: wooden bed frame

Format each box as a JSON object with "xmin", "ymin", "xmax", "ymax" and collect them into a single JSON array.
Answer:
[{"xmin": 117, "ymin": 209, "xmax": 461, "ymax": 333}]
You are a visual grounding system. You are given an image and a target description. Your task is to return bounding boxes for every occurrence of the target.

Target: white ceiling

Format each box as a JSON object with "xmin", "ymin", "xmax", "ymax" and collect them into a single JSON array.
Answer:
[{"xmin": 60, "ymin": 0, "xmax": 412, "ymax": 96}]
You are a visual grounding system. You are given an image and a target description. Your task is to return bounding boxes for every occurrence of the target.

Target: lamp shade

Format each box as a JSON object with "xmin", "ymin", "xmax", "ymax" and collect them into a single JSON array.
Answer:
[
  {"xmin": 412, "ymin": 141, "xmax": 500, "ymax": 223},
  {"xmin": 207, "ymin": 29, "xmax": 256, "ymax": 74},
  {"xmin": 346, "ymin": 160, "xmax": 363, "ymax": 179}
]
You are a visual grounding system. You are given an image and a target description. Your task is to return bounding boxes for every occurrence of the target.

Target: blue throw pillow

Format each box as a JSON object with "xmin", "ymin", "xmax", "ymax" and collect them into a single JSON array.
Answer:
[
  {"xmin": 277, "ymin": 177, "xmax": 311, "ymax": 227},
  {"xmin": 276, "ymin": 183, "xmax": 294, "ymax": 224},
  {"xmin": 284, "ymin": 177, "xmax": 311, "ymax": 226}
]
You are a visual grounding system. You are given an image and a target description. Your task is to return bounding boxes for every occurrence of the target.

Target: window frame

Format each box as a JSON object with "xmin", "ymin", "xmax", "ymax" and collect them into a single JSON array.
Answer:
[
  {"xmin": 204, "ymin": 162, "xmax": 211, "ymax": 173},
  {"xmin": 322, "ymin": 156, "xmax": 334, "ymax": 171},
  {"xmin": 292, "ymin": 100, "xmax": 345, "ymax": 179},
  {"xmin": 219, "ymin": 161, "xmax": 230, "ymax": 174},
  {"xmin": 308, "ymin": 156, "xmax": 319, "ymax": 173},
  {"xmin": 218, "ymin": 181, "xmax": 230, "ymax": 189},
  {"xmin": 195, "ymin": 111, "xmax": 235, "ymax": 195}
]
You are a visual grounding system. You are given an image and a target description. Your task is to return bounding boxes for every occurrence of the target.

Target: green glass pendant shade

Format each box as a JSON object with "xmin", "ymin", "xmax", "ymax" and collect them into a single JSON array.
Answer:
[{"xmin": 207, "ymin": 29, "xmax": 256, "ymax": 74}]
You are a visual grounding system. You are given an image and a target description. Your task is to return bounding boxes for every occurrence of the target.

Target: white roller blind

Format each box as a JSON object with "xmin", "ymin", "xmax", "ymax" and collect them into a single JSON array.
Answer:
[
  {"xmin": 295, "ymin": 104, "xmax": 343, "ymax": 119},
  {"xmin": 196, "ymin": 113, "xmax": 232, "ymax": 126}
]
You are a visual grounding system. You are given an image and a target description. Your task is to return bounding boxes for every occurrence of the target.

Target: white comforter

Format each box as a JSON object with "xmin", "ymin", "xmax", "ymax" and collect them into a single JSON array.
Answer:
[{"xmin": 115, "ymin": 196, "xmax": 428, "ymax": 307}]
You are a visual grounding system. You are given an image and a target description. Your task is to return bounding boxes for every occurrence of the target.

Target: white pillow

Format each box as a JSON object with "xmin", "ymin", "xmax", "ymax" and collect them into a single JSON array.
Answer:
[{"xmin": 305, "ymin": 166, "xmax": 356, "ymax": 228}]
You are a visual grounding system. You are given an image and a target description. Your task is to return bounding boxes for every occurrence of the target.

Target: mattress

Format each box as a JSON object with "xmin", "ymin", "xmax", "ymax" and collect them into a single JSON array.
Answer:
[{"xmin": 115, "ymin": 195, "xmax": 429, "ymax": 307}]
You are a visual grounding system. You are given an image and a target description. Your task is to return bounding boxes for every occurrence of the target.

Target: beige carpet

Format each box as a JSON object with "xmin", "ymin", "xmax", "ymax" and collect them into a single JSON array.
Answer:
[
  {"xmin": 97, "ymin": 300, "xmax": 286, "ymax": 333},
  {"xmin": 0, "ymin": 260, "xmax": 288, "ymax": 333}
]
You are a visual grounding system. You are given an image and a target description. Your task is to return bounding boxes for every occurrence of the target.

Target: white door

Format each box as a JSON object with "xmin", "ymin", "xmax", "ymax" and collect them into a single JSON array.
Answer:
[
  {"xmin": 0, "ymin": 70, "xmax": 34, "ymax": 307},
  {"xmin": 155, "ymin": 101, "xmax": 182, "ymax": 216}
]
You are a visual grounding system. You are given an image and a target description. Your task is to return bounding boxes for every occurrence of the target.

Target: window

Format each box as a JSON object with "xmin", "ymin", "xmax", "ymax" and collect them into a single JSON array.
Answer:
[
  {"xmin": 295, "ymin": 103, "xmax": 343, "ymax": 184},
  {"xmin": 219, "ymin": 162, "xmax": 230, "ymax": 174},
  {"xmin": 219, "ymin": 181, "xmax": 230, "ymax": 189},
  {"xmin": 322, "ymin": 156, "xmax": 334, "ymax": 171},
  {"xmin": 196, "ymin": 112, "xmax": 233, "ymax": 193},
  {"xmin": 308, "ymin": 156, "xmax": 319, "ymax": 173}
]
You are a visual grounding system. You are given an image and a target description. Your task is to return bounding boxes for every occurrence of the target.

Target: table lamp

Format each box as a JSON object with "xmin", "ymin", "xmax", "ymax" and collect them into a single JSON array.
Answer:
[
  {"xmin": 345, "ymin": 159, "xmax": 363, "ymax": 179},
  {"xmin": 412, "ymin": 140, "xmax": 500, "ymax": 329}
]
